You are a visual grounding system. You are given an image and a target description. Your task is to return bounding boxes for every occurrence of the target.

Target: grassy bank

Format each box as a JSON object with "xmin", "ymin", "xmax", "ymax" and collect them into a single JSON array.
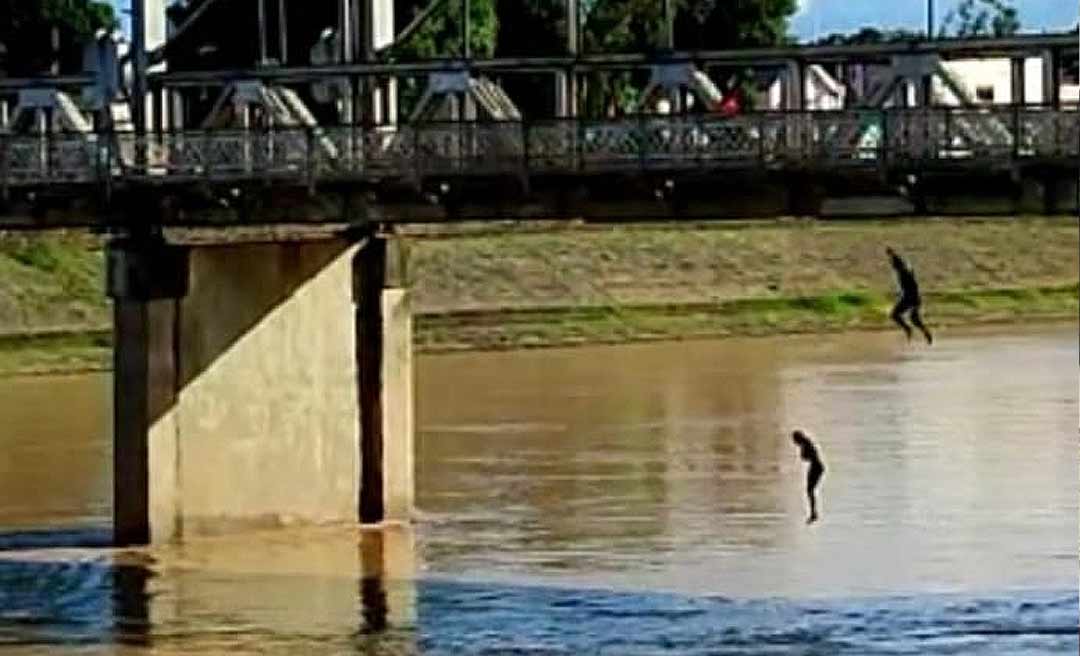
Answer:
[
  {"xmin": 0, "ymin": 330, "xmax": 111, "ymax": 376},
  {"xmin": 0, "ymin": 218, "xmax": 1075, "ymax": 375},
  {"xmin": 415, "ymin": 284, "xmax": 1078, "ymax": 351},
  {"xmin": 408, "ymin": 217, "xmax": 1079, "ymax": 350},
  {"xmin": 0, "ymin": 231, "xmax": 110, "ymax": 376}
]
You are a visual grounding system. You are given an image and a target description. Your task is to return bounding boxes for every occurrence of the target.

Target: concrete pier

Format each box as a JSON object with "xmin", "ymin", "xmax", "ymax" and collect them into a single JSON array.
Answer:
[
  {"xmin": 108, "ymin": 238, "xmax": 188, "ymax": 546},
  {"xmin": 108, "ymin": 232, "xmax": 414, "ymax": 545},
  {"xmin": 355, "ymin": 237, "xmax": 414, "ymax": 524},
  {"xmin": 1012, "ymin": 175, "xmax": 1080, "ymax": 216}
]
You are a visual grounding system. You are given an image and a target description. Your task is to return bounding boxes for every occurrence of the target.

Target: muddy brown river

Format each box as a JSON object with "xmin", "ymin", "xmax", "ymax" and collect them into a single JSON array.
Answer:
[{"xmin": 0, "ymin": 324, "xmax": 1075, "ymax": 654}]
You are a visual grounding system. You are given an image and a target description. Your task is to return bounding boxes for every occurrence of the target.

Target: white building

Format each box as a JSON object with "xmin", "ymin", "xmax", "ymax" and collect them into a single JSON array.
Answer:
[
  {"xmin": 763, "ymin": 56, "xmax": 1076, "ymax": 110},
  {"xmin": 935, "ymin": 57, "xmax": 1045, "ymax": 105},
  {"xmin": 765, "ymin": 65, "xmax": 846, "ymax": 110}
]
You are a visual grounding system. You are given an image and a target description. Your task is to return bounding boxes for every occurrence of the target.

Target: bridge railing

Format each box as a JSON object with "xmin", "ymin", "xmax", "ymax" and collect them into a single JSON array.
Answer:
[
  {"xmin": 1, "ymin": 107, "xmax": 1076, "ymax": 191},
  {"xmin": 2, "ymin": 132, "xmax": 103, "ymax": 186},
  {"xmin": 886, "ymin": 106, "xmax": 1080, "ymax": 162}
]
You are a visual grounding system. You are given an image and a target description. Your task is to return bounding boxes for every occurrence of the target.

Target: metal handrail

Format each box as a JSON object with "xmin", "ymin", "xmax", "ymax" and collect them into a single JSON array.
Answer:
[{"xmin": 0, "ymin": 107, "xmax": 1076, "ymax": 189}]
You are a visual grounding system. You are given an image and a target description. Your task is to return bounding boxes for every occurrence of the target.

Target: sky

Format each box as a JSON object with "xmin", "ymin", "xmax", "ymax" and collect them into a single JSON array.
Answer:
[
  {"xmin": 111, "ymin": 1, "xmax": 1079, "ymax": 42},
  {"xmin": 791, "ymin": 0, "xmax": 1079, "ymax": 40}
]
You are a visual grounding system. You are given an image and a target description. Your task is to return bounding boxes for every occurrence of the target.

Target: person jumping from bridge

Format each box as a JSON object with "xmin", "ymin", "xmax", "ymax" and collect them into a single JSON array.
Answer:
[
  {"xmin": 886, "ymin": 247, "xmax": 933, "ymax": 345},
  {"xmin": 792, "ymin": 430, "xmax": 825, "ymax": 524}
]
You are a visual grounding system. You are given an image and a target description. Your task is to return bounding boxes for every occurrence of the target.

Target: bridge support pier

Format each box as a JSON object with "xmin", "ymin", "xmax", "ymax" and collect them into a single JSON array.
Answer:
[
  {"xmin": 784, "ymin": 176, "xmax": 823, "ymax": 218},
  {"xmin": 108, "ymin": 232, "xmax": 413, "ymax": 545},
  {"xmin": 107, "ymin": 237, "xmax": 188, "ymax": 546},
  {"xmin": 1013, "ymin": 175, "xmax": 1078, "ymax": 216}
]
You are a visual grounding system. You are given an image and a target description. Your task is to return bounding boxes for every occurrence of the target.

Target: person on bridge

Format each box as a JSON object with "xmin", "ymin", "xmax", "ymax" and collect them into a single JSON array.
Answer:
[
  {"xmin": 792, "ymin": 430, "xmax": 825, "ymax": 524},
  {"xmin": 886, "ymin": 247, "xmax": 933, "ymax": 345}
]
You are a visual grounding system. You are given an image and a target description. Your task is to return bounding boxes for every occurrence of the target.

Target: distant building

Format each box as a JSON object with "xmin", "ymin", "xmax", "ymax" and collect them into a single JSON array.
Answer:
[
  {"xmin": 935, "ymin": 58, "xmax": 1045, "ymax": 105},
  {"xmin": 763, "ymin": 56, "xmax": 1077, "ymax": 110},
  {"xmin": 765, "ymin": 65, "xmax": 846, "ymax": 110}
]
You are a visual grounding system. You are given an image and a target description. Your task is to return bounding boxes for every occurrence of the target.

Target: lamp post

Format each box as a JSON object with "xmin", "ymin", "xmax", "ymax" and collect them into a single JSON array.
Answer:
[{"xmin": 927, "ymin": 0, "xmax": 935, "ymax": 40}]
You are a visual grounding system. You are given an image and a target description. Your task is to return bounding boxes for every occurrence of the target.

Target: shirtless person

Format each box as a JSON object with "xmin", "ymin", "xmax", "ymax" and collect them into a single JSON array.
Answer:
[
  {"xmin": 886, "ymin": 247, "xmax": 933, "ymax": 345},
  {"xmin": 792, "ymin": 430, "xmax": 825, "ymax": 524}
]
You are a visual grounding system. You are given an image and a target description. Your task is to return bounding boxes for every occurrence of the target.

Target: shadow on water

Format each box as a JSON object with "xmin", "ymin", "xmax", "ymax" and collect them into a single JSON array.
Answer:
[
  {"xmin": 0, "ymin": 557, "xmax": 117, "ymax": 647},
  {"xmin": 0, "ymin": 546, "xmax": 1074, "ymax": 655},
  {"xmin": 111, "ymin": 563, "xmax": 152, "ymax": 647},
  {"xmin": 0, "ymin": 526, "xmax": 113, "ymax": 552},
  {"xmin": 0, "ymin": 527, "xmax": 419, "ymax": 652},
  {"xmin": 0, "ymin": 557, "xmax": 414, "ymax": 652}
]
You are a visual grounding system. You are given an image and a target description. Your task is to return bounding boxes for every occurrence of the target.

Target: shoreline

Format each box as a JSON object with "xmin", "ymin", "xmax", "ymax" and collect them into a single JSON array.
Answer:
[
  {"xmin": 1, "ymin": 284, "xmax": 1074, "ymax": 377},
  {"xmin": 0, "ymin": 218, "xmax": 1075, "ymax": 377},
  {"xmin": 414, "ymin": 284, "xmax": 1077, "ymax": 352}
]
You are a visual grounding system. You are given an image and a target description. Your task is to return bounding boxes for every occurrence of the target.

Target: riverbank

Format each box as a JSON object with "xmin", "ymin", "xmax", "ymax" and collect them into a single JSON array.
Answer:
[
  {"xmin": 0, "ymin": 217, "xmax": 1076, "ymax": 375},
  {"xmin": 413, "ymin": 285, "xmax": 1078, "ymax": 352}
]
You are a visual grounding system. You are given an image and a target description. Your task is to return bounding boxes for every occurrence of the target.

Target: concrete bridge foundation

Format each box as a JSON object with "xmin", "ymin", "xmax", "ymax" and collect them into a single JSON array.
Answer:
[
  {"xmin": 107, "ymin": 231, "xmax": 413, "ymax": 545},
  {"xmin": 1012, "ymin": 175, "xmax": 1080, "ymax": 216}
]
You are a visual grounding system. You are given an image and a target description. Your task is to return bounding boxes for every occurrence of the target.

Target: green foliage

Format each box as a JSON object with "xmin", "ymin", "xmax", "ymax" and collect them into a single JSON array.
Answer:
[
  {"xmin": 4, "ymin": 239, "xmax": 61, "ymax": 272},
  {"xmin": 392, "ymin": 0, "xmax": 499, "ymax": 59},
  {"xmin": 941, "ymin": 0, "xmax": 1021, "ymax": 38},
  {"xmin": 494, "ymin": 0, "xmax": 565, "ymax": 56},
  {"xmin": 581, "ymin": 0, "xmax": 667, "ymax": 54},
  {"xmin": 572, "ymin": 0, "xmax": 796, "ymax": 54},
  {"xmin": 0, "ymin": 0, "xmax": 116, "ymax": 75},
  {"xmin": 386, "ymin": 0, "xmax": 797, "ymax": 115},
  {"xmin": 571, "ymin": 0, "xmax": 797, "ymax": 115},
  {"xmin": 814, "ymin": 27, "xmax": 926, "ymax": 46},
  {"xmin": 672, "ymin": 0, "xmax": 797, "ymax": 50},
  {"xmin": 39, "ymin": 0, "xmax": 116, "ymax": 36}
]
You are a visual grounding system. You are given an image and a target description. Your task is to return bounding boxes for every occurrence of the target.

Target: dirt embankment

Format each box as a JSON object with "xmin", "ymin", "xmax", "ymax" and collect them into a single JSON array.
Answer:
[
  {"xmin": 407, "ymin": 218, "xmax": 1079, "ymax": 351},
  {"xmin": 0, "ymin": 218, "xmax": 1076, "ymax": 372}
]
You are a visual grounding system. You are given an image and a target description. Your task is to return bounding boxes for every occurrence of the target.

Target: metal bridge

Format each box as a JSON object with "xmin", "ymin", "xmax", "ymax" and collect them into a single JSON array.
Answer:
[
  {"xmin": 2, "ymin": 107, "xmax": 1077, "ymax": 186},
  {"xmin": 0, "ymin": 1, "xmax": 1077, "ymax": 225}
]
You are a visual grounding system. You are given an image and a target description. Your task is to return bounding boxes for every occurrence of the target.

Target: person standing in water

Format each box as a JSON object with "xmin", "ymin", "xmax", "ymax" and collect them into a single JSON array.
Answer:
[
  {"xmin": 792, "ymin": 430, "xmax": 825, "ymax": 524},
  {"xmin": 886, "ymin": 247, "xmax": 933, "ymax": 345}
]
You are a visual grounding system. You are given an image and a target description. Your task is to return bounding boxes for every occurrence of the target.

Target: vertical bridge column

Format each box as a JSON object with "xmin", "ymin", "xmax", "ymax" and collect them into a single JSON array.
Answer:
[
  {"xmin": 1010, "ymin": 57, "xmax": 1026, "ymax": 105},
  {"xmin": 109, "ymin": 233, "xmax": 414, "ymax": 545},
  {"xmin": 784, "ymin": 59, "xmax": 806, "ymax": 156},
  {"xmin": 1042, "ymin": 49, "xmax": 1060, "ymax": 108},
  {"xmin": 356, "ymin": 236, "xmax": 414, "ymax": 523},
  {"xmin": 107, "ymin": 235, "xmax": 189, "ymax": 546},
  {"xmin": 363, "ymin": 0, "xmax": 397, "ymax": 125},
  {"xmin": 555, "ymin": 0, "xmax": 580, "ymax": 118}
]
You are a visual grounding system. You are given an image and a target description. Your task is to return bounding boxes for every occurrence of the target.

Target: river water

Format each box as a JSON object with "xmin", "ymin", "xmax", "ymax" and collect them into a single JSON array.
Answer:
[{"xmin": 0, "ymin": 324, "xmax": 1075, "ymax": 654}]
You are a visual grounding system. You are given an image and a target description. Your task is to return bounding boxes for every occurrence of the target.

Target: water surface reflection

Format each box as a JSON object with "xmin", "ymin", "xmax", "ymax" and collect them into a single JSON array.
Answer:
[
  {"xmin": 416, "ymin": 325, "xmax": 1077, "ymax": 598},
  {"xmin": 0, "ymin": 525, "xmax": 417, "ymax": 654},
  {"xmin": 0, "ymin": 325, "xmax": 1074, "ymax": 653}
]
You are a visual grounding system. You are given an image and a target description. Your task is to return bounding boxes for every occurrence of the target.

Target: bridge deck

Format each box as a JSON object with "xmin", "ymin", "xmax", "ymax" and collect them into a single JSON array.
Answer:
[{"xmin": 1, "ymin": 107, "xmax": 1077, "ymax": 225}]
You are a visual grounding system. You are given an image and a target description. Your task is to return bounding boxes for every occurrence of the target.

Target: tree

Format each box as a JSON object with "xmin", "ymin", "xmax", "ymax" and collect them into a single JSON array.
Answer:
[
  {"xmin": 387, "ymin": 0, "xmax": 499, "ymax": 118},
  {"xmin": 490, "ymin": 1, "xmax": 566, "ymax": 118},
  {"xmin": 490, "ymin": 1, "xmax": 797, "ymax": 116},
  {"xmin": 494, "ymin": 0, "xmax": 564, "ymax": 57},
  {"xmin": 673, "ymin": 0, "xmax": 796, "ymax": 51},
  {"xmin": 813, "ymin": 27, "xmax": 925, "ymax": 46},
  {"xmin": 940, "ymin": 0, "xmax": 1020, "ymax": 38},
  {"xmin": 0, "ymin": 0, "xmax": 116, "ymax": 76},
  {"xmin": 151, "ymin": 1, "xmax": 801, "ymax": 119},
  {"xmin": 162, "ymin": 1, "xmax": 498, "ymax": 68},
  {"xmin": 393, "ymin": 0, "xmax": 499, "ymax": 59}
]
